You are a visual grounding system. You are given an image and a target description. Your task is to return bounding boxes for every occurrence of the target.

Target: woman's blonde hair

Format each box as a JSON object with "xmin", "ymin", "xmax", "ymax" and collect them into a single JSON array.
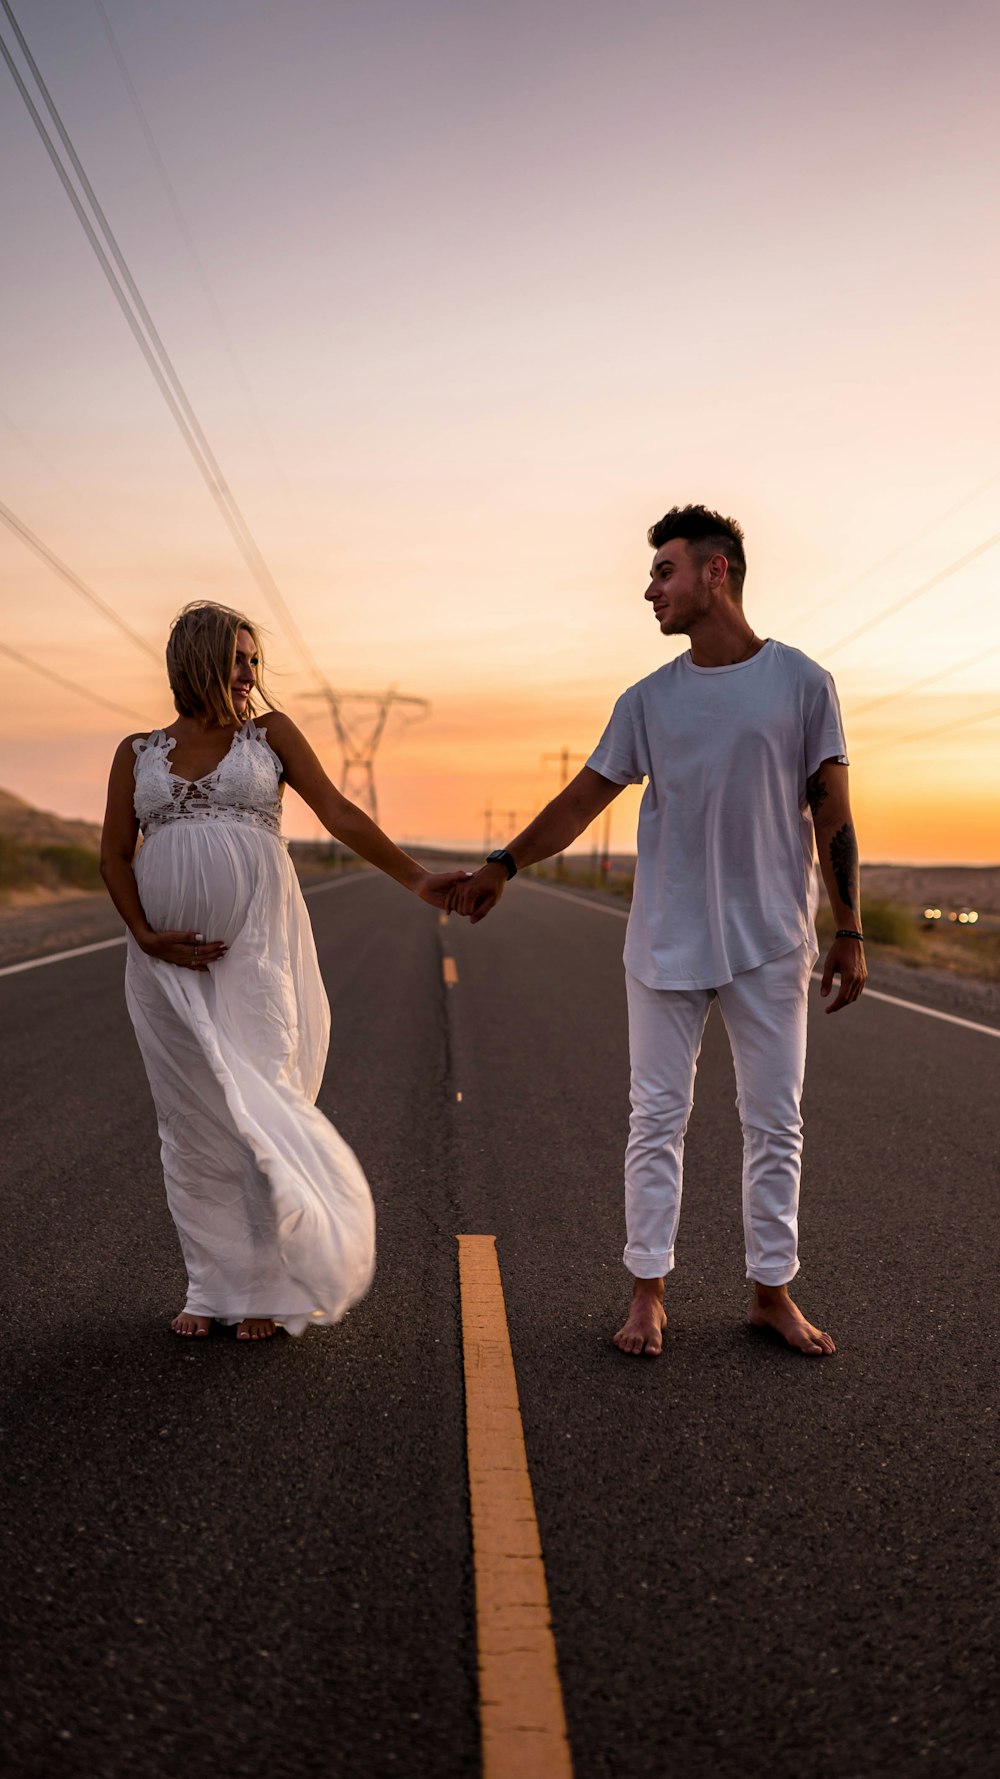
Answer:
[{"xmin": 166, "ymin": 602, "xmax": 277, "ymax": 725}]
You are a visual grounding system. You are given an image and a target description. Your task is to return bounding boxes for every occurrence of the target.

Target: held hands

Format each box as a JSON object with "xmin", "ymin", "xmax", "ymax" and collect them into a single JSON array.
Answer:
[
  {"xmin": 139, "ymin": 928, "xmax": 228, "ymax": 972},
  {"xmin": 448, "ymin": 862, "xmax": 507, "ymax": 924},
  {"xmin": 820, "ymin": 936, "xmax": 867, "ymax": 1013},
  {"xmin": 415, "ymin": 870, "xmax": 478, "ymax": 911},
  {"xmin": 413, "ymin": 864, "xmax": 507, "ymax": 922}
]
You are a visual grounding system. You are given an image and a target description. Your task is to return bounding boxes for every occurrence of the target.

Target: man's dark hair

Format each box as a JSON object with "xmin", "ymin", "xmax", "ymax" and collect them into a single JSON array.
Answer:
[{"xmin": 647, "ymin": 504, "xmax": 746, "ymax": 595}]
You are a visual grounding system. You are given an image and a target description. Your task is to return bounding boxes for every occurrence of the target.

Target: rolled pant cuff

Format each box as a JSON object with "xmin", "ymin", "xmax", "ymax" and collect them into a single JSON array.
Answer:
[
  {"xmin": 746, "ymin": 1258, "xmax": 800, "ymax": 1286},
  {"xmin": 624, "ymin": 1246, "xmax": 674, "ymax": 1279}
]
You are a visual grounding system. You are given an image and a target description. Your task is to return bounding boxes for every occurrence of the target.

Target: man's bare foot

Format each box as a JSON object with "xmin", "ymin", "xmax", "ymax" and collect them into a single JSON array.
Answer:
[
  {"xmin": 749, "ymin": 1284, "xmax": 835, "ymax": 1356},
  {"xmin": 236, "ymin": 1318, "xmax": 277, "ymax": 1341},
  {"xmin": 613, "ymin": 1281, "xmax": 667, "ymax": 1356},
  {"xmin": 171, "ymin": 1312, "xmax": 212, "ymax": 1337}
]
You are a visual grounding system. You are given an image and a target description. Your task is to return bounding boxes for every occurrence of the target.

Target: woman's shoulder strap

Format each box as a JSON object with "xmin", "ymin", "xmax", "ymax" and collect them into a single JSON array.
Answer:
[{"xmin": 132, "ymin": 728, "xmax": 172, "ymax": 757}]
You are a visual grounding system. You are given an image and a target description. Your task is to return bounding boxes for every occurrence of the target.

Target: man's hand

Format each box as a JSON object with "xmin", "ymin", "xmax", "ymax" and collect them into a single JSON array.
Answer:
[
  {"xmin": 820, "ymin": 936, "xmax": 867, "ymax": 1013},
  {"xmin": 450, "ymin": 862, "xmax": 507, "ymax": 923},
  {"xmin": 415, "ymin": 870, "xmax": 474, "ymax": 911}
]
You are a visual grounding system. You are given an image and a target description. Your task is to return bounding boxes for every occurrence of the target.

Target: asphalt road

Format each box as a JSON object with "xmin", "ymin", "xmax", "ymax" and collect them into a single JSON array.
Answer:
[{"xmin": 1, "ymin": 874, "xmax": 997, "ymax": 1779}]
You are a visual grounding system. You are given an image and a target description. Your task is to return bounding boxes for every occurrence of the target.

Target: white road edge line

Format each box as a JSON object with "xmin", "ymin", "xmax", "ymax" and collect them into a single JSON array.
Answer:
[
  {"xmin": 0, "ymin": 935, "xmax": 126, "ymax": 978},
  {"xmin": 845, "ymin": 985, "xmax": 1000, "ymax": 1040},
  {"xmin": 0, "ymin": 872, "xmax": 368, "ymax": 980},
  {"xmin": 526, "ymin": 879, "xmax": 1000, "ymax": 1040},
  {"xmin": 6, "ymin": 873, "xmax": 996, "ymax": 1041},
  {"xmin": 519, "ymin": 878, "xmax": 628, "ymax": 918},
  {"xmin": 302, "ymin": 872, "xmax": 369, "ymax": 897}
]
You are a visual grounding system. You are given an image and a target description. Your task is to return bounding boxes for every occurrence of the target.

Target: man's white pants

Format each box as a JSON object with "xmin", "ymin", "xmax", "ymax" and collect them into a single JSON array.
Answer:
[{"xmin": 624, "ymin": 944, "xmax": 816, "ymax": 1286}]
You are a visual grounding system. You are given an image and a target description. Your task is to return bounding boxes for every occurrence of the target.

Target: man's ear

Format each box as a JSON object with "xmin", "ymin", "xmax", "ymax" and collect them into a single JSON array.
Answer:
[{"xmin": 706, "ymin": 551, "xmax": 729, "ymax": 589}]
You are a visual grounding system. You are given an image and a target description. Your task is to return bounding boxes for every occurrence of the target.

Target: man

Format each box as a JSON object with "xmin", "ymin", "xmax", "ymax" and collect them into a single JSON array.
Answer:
[{"xmin": 453, "ymin": 504, "xmax": 866, "ymax": 1357}]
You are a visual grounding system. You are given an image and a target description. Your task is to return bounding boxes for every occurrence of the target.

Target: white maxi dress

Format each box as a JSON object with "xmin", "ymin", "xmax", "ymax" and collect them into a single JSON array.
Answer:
[{"xmin": 126, "ymin": 720, "xmax": 375, "ymax": 1331}]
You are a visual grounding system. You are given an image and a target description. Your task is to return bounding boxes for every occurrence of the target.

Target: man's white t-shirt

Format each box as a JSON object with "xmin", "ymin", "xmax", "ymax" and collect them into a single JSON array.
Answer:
[{"xmin": 586, "ymin": 640, "xmax": 848, "ymax": 990}]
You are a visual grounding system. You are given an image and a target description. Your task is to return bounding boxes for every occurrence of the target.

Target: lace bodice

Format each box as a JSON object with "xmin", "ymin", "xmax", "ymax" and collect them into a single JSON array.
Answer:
[{"xmin": 133, "ymin": 720, "xmax": 284, "ymax": 838}]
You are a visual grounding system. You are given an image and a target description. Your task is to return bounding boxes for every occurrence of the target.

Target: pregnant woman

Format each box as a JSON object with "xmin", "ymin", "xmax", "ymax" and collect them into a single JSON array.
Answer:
[{"xmin": 100, "ymin": 601, "xmax": 464, "ymax": 1340}]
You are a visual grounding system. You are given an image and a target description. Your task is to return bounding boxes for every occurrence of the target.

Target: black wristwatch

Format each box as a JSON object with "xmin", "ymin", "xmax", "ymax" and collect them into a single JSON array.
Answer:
[{"xmin": 486, "ymin": 848, "xmax": 518, "ymax": 879}]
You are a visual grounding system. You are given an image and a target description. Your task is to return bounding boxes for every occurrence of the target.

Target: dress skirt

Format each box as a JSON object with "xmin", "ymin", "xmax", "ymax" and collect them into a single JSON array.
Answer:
[{"xmin": 125, "ymin": 815, "xmax": 375, "ymax": 1331}]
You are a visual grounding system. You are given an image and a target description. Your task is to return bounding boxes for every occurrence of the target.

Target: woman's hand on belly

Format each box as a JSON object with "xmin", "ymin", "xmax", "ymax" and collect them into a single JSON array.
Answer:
[{"xmin": 139, "ymin": 928, "xmax": 229, "ymax": 972}]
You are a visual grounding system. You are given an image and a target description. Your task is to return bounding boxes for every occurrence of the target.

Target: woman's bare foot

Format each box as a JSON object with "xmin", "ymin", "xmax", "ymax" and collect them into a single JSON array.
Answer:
[
  {"xmin": 613, "ymin": 1280, "xmax": 667, "ymax": 1356},
  {"xmin": 171, "ymin": 1312, "xmax": 212, "ymax": 1337},
  {"xmin": 749, "ymin": 1284, "xmax": 835, "ymax": 1355},
  {"xmin": 236, "ymin": 1318, "xmax": 277, "ymax": 1341}
]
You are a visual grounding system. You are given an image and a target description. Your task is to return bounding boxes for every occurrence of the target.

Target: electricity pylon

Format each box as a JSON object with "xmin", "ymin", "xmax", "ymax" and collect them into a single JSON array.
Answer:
[{"xmin": 304, "ymin": 687, "xmax": 429, "ymax": 824}]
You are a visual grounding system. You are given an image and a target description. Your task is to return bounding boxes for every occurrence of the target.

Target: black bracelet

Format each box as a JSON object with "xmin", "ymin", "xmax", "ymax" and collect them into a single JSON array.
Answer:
[{"xmin": 836, "ymin": 929, "xmax": 864, "ymax": 942}]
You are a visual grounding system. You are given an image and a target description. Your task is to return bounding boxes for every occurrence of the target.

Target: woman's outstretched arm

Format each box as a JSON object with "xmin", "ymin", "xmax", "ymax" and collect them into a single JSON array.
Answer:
[{"xmin": 260, "ymin": 712, "xmax": 467, "ymax": 908}]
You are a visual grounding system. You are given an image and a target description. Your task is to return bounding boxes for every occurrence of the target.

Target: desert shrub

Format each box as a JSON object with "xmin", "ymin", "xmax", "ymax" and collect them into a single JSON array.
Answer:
[
  {"xmin": 0, "ymin": 835, "xmax": 33, "ymax": 889},
  {"xmin": 862, "ymin": 897, "xmax": 918, "ymax": 946},
  {"xmin": 35, "ymin": 843, "xmax": 103, "ymax": 890},
  {"xmin": 815, "ymin": 894, "xmax": 915, "ymax": 948}
]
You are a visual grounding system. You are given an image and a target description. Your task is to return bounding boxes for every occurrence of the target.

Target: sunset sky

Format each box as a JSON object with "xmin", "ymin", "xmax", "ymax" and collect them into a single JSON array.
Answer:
[{"xmin": 1, "ymin": 0, "xmax": 998, "ymax": 862}]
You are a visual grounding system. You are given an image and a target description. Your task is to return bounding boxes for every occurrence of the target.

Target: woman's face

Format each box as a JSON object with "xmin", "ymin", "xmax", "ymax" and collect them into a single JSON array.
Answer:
[{"xmin": 230, "ymin": 626, "xmax": 258, "ymax": 718}]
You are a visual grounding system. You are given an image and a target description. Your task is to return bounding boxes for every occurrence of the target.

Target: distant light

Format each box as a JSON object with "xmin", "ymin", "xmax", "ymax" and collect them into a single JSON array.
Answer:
[
  {"xmin": 948, "ymin": 911, "xmax": 959, "ymax": 922},
  {"xmin": 969, "ymin": 910, "xmax": 979, "ymax": 923},
  {"xmin": 958, "ymin": 911, "xmax": 969, "ymax": 924},
  {"xmin": 923, "ymin": 907, "xmax": 942, "ymax": 920}
]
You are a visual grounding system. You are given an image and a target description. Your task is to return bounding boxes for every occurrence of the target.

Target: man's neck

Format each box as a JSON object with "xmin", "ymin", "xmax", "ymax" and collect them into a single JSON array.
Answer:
[{"xmin": 687, "ymin": 612, "xmax": 762, "ymax": 668}]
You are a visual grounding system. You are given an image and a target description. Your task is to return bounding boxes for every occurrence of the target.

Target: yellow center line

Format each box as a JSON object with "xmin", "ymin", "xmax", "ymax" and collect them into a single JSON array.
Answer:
[
  {"xmin": 442, "ymin": 956, "xmax": 459, "ymax": 986},
  {"xmin": 457, "ymin": 1235, "xmax": 573, "ymax": 1779}
]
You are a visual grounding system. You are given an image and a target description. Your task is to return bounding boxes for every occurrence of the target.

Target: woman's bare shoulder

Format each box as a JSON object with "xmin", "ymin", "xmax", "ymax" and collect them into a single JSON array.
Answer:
[
  {"xmin": 253, "ymin": 710, "xmax": 306, "ymax": 749},
  {"xmin": 254, "ymin": 709, "xmax": 298, "ymax": 734}
]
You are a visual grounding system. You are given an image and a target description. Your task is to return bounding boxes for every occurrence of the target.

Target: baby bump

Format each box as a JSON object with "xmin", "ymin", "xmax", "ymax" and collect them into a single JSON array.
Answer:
[{"xmin": 135, "ymin": 820, "xmax": 260, "ymax": 946}]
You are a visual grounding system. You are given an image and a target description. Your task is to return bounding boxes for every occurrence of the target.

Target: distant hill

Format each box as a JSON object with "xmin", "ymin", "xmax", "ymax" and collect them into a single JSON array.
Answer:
[{"xmin": 0, "ymin": 788, "xmax": 101, "ymax": 852}]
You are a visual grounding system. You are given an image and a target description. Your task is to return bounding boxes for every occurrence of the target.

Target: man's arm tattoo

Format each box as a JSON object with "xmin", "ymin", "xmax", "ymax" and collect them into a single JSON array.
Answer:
[
  {"xmin": 805, "ymin": 769, "xmax": 828, "ymax": 818},
  {"xmin": 829, "ymin": 823, "xmax": 859, "ymax": 913}
]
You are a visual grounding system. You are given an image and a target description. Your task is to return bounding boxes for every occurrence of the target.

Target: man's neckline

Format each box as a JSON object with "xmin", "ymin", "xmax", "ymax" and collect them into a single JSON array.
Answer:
[{"xmin": 684, "ymin": 638, "xmax": 774, "ymax": 674}]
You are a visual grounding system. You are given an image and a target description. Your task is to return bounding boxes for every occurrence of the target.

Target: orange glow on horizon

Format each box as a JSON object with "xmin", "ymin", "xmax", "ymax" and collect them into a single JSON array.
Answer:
[{"xmin": 1, "ymin": 2, "xmax": 998, "ymax": 866}]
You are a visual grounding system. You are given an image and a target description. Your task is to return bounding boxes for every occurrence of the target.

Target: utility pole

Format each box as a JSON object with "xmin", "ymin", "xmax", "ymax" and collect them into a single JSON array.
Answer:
[
  {"xmin": 542, "ymin": 747, "xmax": 587, "ymax": 878},
  {"xmin": 503, "ymin": 811, "xmax": 527, "ymax": 843},
  {"xmin": 589, "ymin": 802, "xmax": 615, "ymax": 885},
  {"xmin": 304, "ymin": 687, "xmax": 429, "ymax": 824},
  {"xmin": 601, "ymin": 802, "xmax": 613, "ymax": 879},
  {"xmin": 482, "ymin": 804, "xmax": 528, "ymax": 853}
]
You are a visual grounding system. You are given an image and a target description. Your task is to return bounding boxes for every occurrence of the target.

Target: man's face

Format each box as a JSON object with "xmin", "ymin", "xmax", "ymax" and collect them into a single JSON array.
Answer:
[{"xmin": 644, "ymin": 539, "xmax": 712, "ymax": 635}]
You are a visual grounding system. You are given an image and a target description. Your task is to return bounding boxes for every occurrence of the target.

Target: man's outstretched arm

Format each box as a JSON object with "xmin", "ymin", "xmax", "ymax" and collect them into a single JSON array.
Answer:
[
  {"xmin": 452, "ymin": 767, "xmax": 624, "ymax": 922},
  {"xmin": 807, "ymin": 758, "xmax": 867, "ymax": 1013}
]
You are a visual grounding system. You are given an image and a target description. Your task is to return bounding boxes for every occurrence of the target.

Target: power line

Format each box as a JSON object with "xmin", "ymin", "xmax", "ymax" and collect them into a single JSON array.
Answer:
[
  {"xmin": 90, "ymin": 0, "xmax": 308, "ymax": 531},
  {"xmin": 786, "ymin": 470, "xmax": 1000, "ymax": 632},
  {"xmin": 847, "ymin": 638, "xmax": 1000, "ymax": 719},
  {"xmin": 0, "ymin": 639, "xmax": 146, "ymax": 721},
  {"xmin": 854, "ymin": 698, "xmax": 1000, "ymax": 757},
  {"xmin": 0, "ymin": 1, "xmax": 328, "ymax": 693},
  {"xmin": 820, "ymin": 526, "xmax": 1000, "ymax": 659},
  {"xmin": 0, "ymin": 498, "xmax": 160, "ymax": 660}
]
